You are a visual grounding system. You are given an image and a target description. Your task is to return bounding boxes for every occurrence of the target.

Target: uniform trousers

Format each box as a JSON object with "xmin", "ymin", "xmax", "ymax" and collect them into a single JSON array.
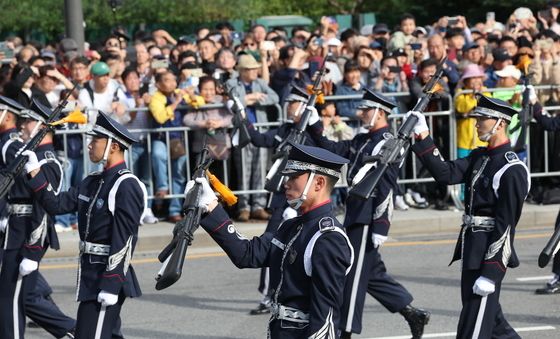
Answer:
[
  {"xmin": 340, "ymin": 224, "xmax": 413, "ymax": 334},
  {"xmin": 457, "ymin": 269, "xmax": 520, "ymax": 339},
  {"xmin": 0, "ymin": 249, "xmax": 27, "ymax": 339},
  {"xmin": 75, "ymin": 293, "xmax": 125, "ymax": 339}
]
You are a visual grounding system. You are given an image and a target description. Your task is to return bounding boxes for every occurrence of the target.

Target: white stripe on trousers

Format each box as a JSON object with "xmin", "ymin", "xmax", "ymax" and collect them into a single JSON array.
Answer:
[
  {"xmin": 344, "ymin": 225, "xmax": 369, "ymax": 333},
  {"xmin": 472, "ymin": 295, "xmax": 488, "ymax": 339},
  {"xmin": 95, "ymin": 305, "xmax": 107, "ymax": 339},
  {"xmin": 13, "ymin": 274, "xmax": 23, "ymax": 339}
]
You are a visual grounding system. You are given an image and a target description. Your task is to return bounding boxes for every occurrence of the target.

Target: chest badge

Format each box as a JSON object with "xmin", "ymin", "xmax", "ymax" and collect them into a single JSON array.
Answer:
[{"xmin": 96, "ymin": 198, "xmax": 104, "ymax": 209}]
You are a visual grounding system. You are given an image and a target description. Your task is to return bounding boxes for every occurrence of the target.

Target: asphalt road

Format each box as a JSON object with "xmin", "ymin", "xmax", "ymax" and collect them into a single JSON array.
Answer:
[{"xmin": 27, "ymin": 227, "xmax": 560, "ymax": 339}]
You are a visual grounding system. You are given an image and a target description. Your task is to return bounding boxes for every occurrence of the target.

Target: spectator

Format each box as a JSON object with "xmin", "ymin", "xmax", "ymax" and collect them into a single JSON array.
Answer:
[
  {"xmin": 4, "ymin": 64, "xmax": 36, "ymax": 107},
  {"xmin": 427, "ymin": 34, "xmax": 460, "ymax": 92},
  {"xmin": 459, "ymin": 41, "xmax": 482, "ymax": 70},
  {"xmin": 77, "ymin": 61, "xmax": 128, "ymax": 124},
  {"xmin": 269, "ymin": 46, "xmax": 310, "ymax": 104},
  {"xmin": 34, "ymin": 65, "xmax": 73, "ymax": 108},
  {"xmin": 492, "ymin": 65, "xmax": 523, "ymax": 153},
  {"xmin": 183, "ymin": 76, "xmax": 232, "ymax": 179},
  {"xmin": 499, "ymin": 36, "xmax": 519, "ymax": 57},
  {"xmin": 484, "ymin": 48, "xmax": 513, "ymax": 88},
  {"xmin": 355, "ymin": 46, "xmax": 379, "ymax": 88},
  {"xmin": 251, "ymin": 24, "xmax": 267, "ymax": 44},
  {"xmin": 531, "ymin": 37, "xmax": 560, "ymax": 105},
  {"xmin": 120, "ymin": 67, "xmax": 158, "ymax": 224},
  {"xmin": 214, "ymin": 48, "xmax": 238, "ymax": 85},
  {"xmin": 373, "ymin": 56, "xmax": 409, "ymax": 114},
  {"xmin": 69, "ymin": 56, "xmax": 90, "ymax": 91},
  {"xmin": 148, "ymin": 70, "xmax": 189, "ymax": 222},
  {"xmin": 389, "ymin": 13, "xmax": 417, "ymax": 50},
  {"xmin": 335, "ymin": 60, "xmax": 366, "ymax": 119},
  {"xmin": 197, "ymin": 38, "xmax": 218, "ymax": 75},
  {"xmin": 133, "ymin": 43, "xmax": 152, "ymax": 84},
  {"xmin": 226, "ymin": 54, "xmax": 279, "ymax": 221}
]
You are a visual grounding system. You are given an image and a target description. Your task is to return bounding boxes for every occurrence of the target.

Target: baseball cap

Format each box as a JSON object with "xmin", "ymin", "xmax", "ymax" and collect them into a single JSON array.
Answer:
[
  {"xmin": 495, "ymin": 65, "xmax": 522, "ymax": 79},
  {"xmin": 462, "ymin": 41, "xmax": 479, "ymax": 53},
  {"xmin": 91, "ymin": 62, "xmax": 111, "ymax": 76},
  {"xmin": 372, "ymin": 23, "xmax": 390, "ymax": 34},
  {"xmin": 492, "ymin": 48, "xmax": 512, "ymax": 62}
]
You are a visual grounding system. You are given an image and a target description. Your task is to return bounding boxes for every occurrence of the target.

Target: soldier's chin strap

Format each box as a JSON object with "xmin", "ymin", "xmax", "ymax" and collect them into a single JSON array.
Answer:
[
  {"xmin": 287, "ymin": 172, "xmax": 316, "ymax": 210},
  {"xmin": 101, "ymin": 137, "xmax": 113, "ymax": 166},
  {"xmin": 0, "ymin": 109, "xmax": 7, "ymax": 126},
  {"xmin": 478, "ymin": 118, "xmax": 502, "ymax": 142},
  {"xmin": 365, "ymin": 108, "xmax": 380, "ymax": 129},
  {"xmin": 30, "ymin": 122, "xmax": 42, "ymax": 139}
]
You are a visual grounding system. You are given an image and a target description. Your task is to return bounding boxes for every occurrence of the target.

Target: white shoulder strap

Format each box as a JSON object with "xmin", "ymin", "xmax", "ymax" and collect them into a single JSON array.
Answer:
[
  {"xmin": 1, "ymin": 139, "xmax": 17, "ymax": 164},
  {"xmin": 303, "ymin": 227, "xmax": 354, "ymax": 277},
  {"xmin": 492, "ymin": 161, "xmax": 531, "ymax": 198},
  {"xmin": 108, "ymin": 173, "xmax": 148, "ymax": 223}
]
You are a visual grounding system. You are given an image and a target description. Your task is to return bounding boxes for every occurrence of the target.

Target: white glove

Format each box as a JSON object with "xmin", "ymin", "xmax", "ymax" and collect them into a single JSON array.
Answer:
[
  {"xmin": 472, "ymin": 276, "xmax": 495, "ymax": 297},
  {"xmin": 23, "ymin": 150, "xmax": 41, "ymax": 173},
  {"xmin": 282, "ymin": 207, "xmax": 298, "ymax": 221},
  {"xmin": 97, "ymin": 290, "xmax": 119, "ymax": 307},
  {"xmin": 0, "ymin": 217, "xmax": 7, "ymax": 233},
  {"xmin": 19, "ymin": 258, "xmax": 38, "ymax": 276},
  {"xmin": 404, "ymin": 111, "xmax": 429, "ymax": 135},
  {"xmin": 184, "ymin": 178, "xmax": 218, "ymax": 213},
  {"xmin": 526, "ymin": 85, "xmax": 538, "ymax": 104},
  {"xmin": 372, "ymin": 233, "xmax": 388, "ymax": 248},
  {"xmin": 307, "ymin": 106, "xmax": 320, "ymax": 125}
]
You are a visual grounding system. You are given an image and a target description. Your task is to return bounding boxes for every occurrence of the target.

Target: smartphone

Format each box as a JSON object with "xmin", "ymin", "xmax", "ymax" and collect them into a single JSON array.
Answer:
[
  {"xmin": 0, "ymin": 42, "xmax": 14, "ymax": 59},
  {"xmin": 151, "ymin": 59, "xmax": 169, "ymax": 69},
  {"xmin": 448, "ymin": 16, "xmax": 459, "ymax": 26},
  {"xmin": 388, "ymin": 66, "xmax": 402, "ymax": 73},
  {"xmin": 190, "ymin": 68, "xmax": 204, "ymax": 78},
  {"xmin": 410, "ymin": 43, "xmax": 422, "ymax": 50},
  {"xmin": 261, "ymin": 40, "xmax": 275, "ymax": 51},
  {"xmin": 486, "ymin": 12, "xmax": 495, "ymax": 22}
]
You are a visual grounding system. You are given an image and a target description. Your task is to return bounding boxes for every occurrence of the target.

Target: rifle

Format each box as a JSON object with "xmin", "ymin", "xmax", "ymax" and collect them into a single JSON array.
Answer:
[
  {"xmin": 512, "ymin": 54, "xmax": 533, "ymax": 153},
  {"xmin": 538, "ymin": 222, "xmax": 560, "ymax": 268},
  {"xmin": 226, "ymin": 87, "xmax": 251, "ymax": 148},
  {"xmin": 349, "ymin": 57, "xmax": 447, "ymax": 200},
  {"xmin": 264, "ymin": 54, "xmax": 330, "ymax": 193},
  {"xmin": 155, "ymin": 148, "xmax": 237, "ymax": 290},
  {"xmin": 0, "ymin": 87, "xmax": 81, "ymax": 199}
]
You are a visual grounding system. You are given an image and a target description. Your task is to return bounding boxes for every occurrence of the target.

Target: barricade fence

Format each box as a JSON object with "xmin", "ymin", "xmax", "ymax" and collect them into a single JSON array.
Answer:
[{"xmin": 51, "ymin": 85, "xmax": 560, "ymax": 210}]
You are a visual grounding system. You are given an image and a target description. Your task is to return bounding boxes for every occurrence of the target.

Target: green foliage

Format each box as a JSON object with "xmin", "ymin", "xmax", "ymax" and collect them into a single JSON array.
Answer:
[{"xmin": 0, "ymin": 0, "xmax": 552, "ymax": 41}]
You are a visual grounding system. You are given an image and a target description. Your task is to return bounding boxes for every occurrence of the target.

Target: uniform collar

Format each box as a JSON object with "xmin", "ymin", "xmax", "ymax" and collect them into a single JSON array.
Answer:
[
  {"xmin": 368, "ymin": 125, "xmax": 389, "ymax": 137},
  {"xmin": 0, "ymin": 127, "xmax": 17, "ymax": 136},
  {"xmin": 485, "ymin": 140, "xmax": 511, "ymax": 156},
  {"xmin": 102, "ymin": 160, "xmax": 127, "ymax": 177},
  {"xmin": 299, "ymin": 199, "xmax": 333, "ymax": 222},
  {"xmin": 36, "ymin": 142, "xmax": 54, "ymax": 152}
]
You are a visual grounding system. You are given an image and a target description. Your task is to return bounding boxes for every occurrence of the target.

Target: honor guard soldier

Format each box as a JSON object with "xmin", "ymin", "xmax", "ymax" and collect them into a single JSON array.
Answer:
[
  {"xmin": 246, "ymin": 85, "xmax": 316, "ymax": 315},
  {"xmin": 0, "ymin": 96, "xmax": 75, "ymax": 339},
  {"xmin": 526, "ymin": 86, "xmax": 560, "ymax": 294},
  {"xmin": 25, "ymin": 110, "xmax": 146, "ymax": 339},
  {"xmin": 305, "ymin": 89, "xmax": 430, "ymax": 339},
  {"xmin": 190, "ymin": 143, "xmax": 353, "ymax": 338},
  {"xmin": 408, "ymin": 94, "xmax": 530, "ymax": 338}
]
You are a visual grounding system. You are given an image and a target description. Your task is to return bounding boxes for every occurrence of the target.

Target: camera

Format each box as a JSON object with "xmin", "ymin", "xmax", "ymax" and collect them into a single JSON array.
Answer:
[
  {"xmin": 410, "ymin": 43, "xmax": 422, "ymax": 50},
  {"xmin": 388, "ymin": 66, "xmax": 402, "ymax": 73},
  {"xmin": 448, "ymin": 16, "xmax": 459, "ymax": 26},
  {"xmin": 261, "ymin": 40, "xmax": 275, "ymax": 51}
]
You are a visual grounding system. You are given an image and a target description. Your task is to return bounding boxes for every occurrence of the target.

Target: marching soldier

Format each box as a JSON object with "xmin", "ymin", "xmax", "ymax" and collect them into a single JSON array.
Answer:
[
  {"xmin": 25, "ymin": 109, "xmax": 146, "ymax": 339},
  {"xmin": 245, "ymin": 85, "xmax": 316, "ymax": 314},
  {"xmin": 526, "ymin": 86, "xmax": 560, "ymax": 294},
  {"xmin": 306, "ymin": 89, "xmax": 430, "ymax": 339},
  {"xmin": 190, "ymin": 142, "xmax": 353, "ymax": 338},
  {"xmin": 0, "ymin": 96, "xmax": 75, "ymax": 338},
  {"xmin": 408, "ymin": 94, "xmax": 529, "ymax": 338}
]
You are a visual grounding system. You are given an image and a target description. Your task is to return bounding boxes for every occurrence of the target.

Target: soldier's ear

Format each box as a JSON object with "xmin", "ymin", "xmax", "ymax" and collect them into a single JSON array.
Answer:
[{"xmin": 314, "ymin": 175, "xmax": 326, "ymax": 191}]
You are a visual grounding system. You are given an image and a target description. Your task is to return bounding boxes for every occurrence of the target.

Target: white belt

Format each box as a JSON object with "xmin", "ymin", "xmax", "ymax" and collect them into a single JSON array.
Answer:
[
  {"xmin": 8, "ymin": 204, "xmax": 33, "ymax": 216},
  {"xmin": 462, "ymin": 215, "xmax": 495, "ymax": 230},
  {"xmin": 79, "ymin": 241, "xmax": 110, "ymax": 256},
  {"xmin": 271, "ymin": 304, "xmax": 309, "ymax": 323}
]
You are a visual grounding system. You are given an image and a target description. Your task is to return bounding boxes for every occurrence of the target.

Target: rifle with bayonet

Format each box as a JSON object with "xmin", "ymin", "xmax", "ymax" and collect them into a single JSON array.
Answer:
[
  {"xmin": 264, "ymin": 53, "xmax": 330, "ymax": 193},
  {"xmin": 0, "ymin": 86, "xmax": 83, "ymax": 199},
  {"xmin": 512, "ymin": 54, "xmax": 533, "ymax": 153},
  {"xmin": 226, "ymin": 87, "xmax": 251, "ymax": 148},
  {"xmin": 155, "ymin": 147, "xmax": 237, "ymax": 290},
  {"xmin": 350, "ymin": 57, "xmax": 447, "ymax": 200}
]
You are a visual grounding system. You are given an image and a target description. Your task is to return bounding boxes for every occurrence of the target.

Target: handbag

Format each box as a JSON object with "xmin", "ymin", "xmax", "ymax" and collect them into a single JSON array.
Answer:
[
  {"xmin": 169, "ymin": 138, "xmax": 186, "ymax": 160},
  {"xmin": 206, "ymin": 131, "xmax": 231, "ymax": 160}
]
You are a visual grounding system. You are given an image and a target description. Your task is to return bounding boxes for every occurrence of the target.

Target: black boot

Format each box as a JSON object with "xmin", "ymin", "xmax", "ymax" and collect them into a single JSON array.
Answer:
[
  {"xmin": 400, "ymin": 304, "xmax": 430, "ymax": 339},
  {"xmin": 535, "ymin": 279, "xmax": 560, "ymax": 294},
  {"xmin": 249, "ymin": 302, "xmax": 271, "ymax": 315}
]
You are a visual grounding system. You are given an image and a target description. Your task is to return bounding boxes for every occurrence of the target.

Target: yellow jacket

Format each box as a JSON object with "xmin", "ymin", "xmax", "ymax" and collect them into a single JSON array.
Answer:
[
  {"xmin": 149, "ymin": 90, "xmax": 206, "ymax": 125},
  {"xmin": 454, "ymin": 88, "xmax": 489, "ymax": 150}
]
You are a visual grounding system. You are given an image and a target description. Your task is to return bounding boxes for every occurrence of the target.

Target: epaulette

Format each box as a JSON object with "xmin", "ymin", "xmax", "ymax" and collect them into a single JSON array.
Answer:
[
  {"xmin": 118, "ymin": 169, "xmax": 131, "ymax": 175},
  {"xmin": 505, "ymin": 151, "xmax": 520, "ymax": 164},
  {"xmin": 9, "ymin": 132, "xmax": 20, "ymax": 141},
  {"xmin": 318, "ymin": 217, "xmax": 336, "ymax": 233},
  {"xmin": 383, "ymin": 132, "xmax": 393, "ymax": 140},
  {"xmin": 43, "ymin": 150, "xmax": 56, "ymax": 161}
]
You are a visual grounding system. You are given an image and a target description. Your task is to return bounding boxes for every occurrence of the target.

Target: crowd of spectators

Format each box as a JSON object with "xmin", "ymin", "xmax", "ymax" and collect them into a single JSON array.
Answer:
[{"xmin": 1, "ymin": 2, "xmax": 560, "ymax": 226}]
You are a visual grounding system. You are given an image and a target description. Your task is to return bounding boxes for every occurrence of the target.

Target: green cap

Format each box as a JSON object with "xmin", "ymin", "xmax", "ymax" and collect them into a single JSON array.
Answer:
[{"xmin": 91, "ymin": 62, "xmax": 110, "ymax": 76}]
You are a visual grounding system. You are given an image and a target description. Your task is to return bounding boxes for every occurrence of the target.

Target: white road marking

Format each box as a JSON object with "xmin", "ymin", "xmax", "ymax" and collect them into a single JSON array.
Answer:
[
  {"xmin": 363, "ymin": 325, "xmax": 556, "ymax": 339},
  {"xmin": 516, "ymin": 275, "xmax": 554, "ymax": 282}
]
